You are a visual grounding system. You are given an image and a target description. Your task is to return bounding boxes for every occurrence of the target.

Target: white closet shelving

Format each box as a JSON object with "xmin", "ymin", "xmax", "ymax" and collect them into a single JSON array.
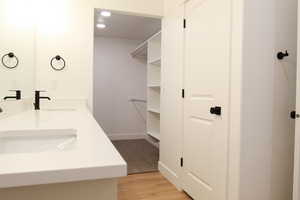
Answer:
[
  {"xmin": 131, "ymin": 31, "xmax": 161, "ymax": 141},
  {"xmin": 147, "ymin": 32, "xmax": 161, "ymax": 140},
  {"xmin": 130, "ymin": 40, "xmax": 148, "ymax": 59}
]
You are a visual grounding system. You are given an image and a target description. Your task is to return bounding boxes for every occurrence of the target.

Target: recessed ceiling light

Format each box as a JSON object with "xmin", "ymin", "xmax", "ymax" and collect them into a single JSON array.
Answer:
[
  {"xmin": 96, "ymin": 23, "xmax": 106, "ymax": 29},
  {"xmin": 100, "ymin": 11, "xmax": 111, "ymax": 17}
]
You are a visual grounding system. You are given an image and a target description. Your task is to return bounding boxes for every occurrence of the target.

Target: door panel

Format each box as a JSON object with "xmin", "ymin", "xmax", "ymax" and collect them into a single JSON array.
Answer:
[{"xmin": 183, "ymin": 0, "xmax": 231, "ymax": 199}]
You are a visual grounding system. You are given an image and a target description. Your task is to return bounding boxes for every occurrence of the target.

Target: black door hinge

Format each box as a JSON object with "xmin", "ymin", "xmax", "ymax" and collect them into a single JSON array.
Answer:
[
  {"xmin": 182, "ymin": 89, "xmax": 185, "ymax": 98},
  {"xmin": 180, "ymin": 157, "xmax": 184, "ymax": 167},
  {"xmin": 183, "ymin": 19, "xmax": 186, "ymax": 29}
]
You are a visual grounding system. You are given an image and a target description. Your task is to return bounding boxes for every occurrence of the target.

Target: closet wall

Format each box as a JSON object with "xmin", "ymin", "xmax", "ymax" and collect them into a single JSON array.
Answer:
[{"xmin": 94, "ymin": 37, "xmax": 147, "ymax": 139}]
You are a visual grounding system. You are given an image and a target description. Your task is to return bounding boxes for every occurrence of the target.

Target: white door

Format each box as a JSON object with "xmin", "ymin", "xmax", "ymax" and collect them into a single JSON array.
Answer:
[{"xmin": 183, "ymin": 0, "xmax": 231, "ymax": 199}]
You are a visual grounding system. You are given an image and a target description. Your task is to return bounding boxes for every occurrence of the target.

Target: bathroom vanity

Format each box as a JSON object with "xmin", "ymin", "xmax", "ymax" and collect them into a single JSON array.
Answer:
[{"xmin": 0, "ymin": 101, "xmax": 127, "ymax": 200}]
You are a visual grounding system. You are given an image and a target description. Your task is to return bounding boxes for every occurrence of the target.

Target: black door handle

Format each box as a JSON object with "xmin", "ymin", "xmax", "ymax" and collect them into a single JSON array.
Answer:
[
  {"xmin": 291, "ymin": 111, "xmax": 300, "ymax": 119},
  {"xmin": 291, "ymin": 111, "xmax": 296, "ymax": 119},
  {"xmin": 210, "ymin": 106, "xmax": 222, "ymax": 116}
]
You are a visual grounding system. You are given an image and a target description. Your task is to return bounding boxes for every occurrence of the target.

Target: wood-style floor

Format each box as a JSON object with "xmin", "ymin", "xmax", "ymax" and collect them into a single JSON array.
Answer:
[{"xmin": 118, "ymin": 172, "xmax": 192, "ymax": 200}]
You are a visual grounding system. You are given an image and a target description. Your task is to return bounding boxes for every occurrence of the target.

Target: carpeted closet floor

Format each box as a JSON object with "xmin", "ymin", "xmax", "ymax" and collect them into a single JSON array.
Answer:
[{"xmin": 112, "ymin": 139, "xmax": 159, "ymax": 174}]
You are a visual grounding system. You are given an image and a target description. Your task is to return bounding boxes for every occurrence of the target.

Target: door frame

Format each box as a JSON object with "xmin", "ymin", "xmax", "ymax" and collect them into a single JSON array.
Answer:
[
  {"xmin": 226, "ymin": 0, "xmax": 244, "ymax": 199},
  {"xmin": 294, "ymin": 130, "xmax": 300, "ymax": 199},
  {"xmin": 293, "ymin": 1, "xmax": 300, "ymax": 197}
]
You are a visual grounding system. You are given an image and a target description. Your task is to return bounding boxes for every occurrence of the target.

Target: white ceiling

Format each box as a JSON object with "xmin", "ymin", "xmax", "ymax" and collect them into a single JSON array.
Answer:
[{"xmin": 94, "ymin": 10, "xmax": 161, "ymax": 41}]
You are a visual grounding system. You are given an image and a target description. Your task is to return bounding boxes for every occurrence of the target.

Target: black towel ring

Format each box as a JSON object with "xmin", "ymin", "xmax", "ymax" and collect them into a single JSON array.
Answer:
[
  {"xmin": 50, "ymin": 55, "xmax": 66, "ymax": 71},
  {"xmin": 1, "ymin": 52, "xmax": 19, "ymax": 69}
]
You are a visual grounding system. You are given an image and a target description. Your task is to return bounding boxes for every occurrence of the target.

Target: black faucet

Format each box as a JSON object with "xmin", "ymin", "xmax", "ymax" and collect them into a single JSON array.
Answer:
[
  {"xmin": 34, "ymin": 91, "xmax": 51, "ymax": 110},
  {"xmin": 4, "ymin": 90, "xmax": 21, "ymax": 100}
]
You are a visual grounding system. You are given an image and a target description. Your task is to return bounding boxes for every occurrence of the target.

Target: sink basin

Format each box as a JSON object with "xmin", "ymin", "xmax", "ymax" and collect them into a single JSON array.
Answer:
[{"xmin": 0, "ymin": 129, "xmax": 77, "ymax": 154}]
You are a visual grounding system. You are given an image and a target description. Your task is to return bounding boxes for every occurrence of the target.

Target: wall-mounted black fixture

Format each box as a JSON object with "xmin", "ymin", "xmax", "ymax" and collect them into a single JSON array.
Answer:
[
  {"xmin": 50, "ymin": 55, "xmax": 66, "ymax": 71},
  {"xmin": 1, "ymin": 52, "xmax": 19, "ymax": 69},
  {"xmin": 210, "ymin": 106, "xmax": 222, "ymax": 116},
  {"xmin": 4, "ymin": 90, "xmax": 21, "ymax": 100},
  {"xmin": 277, "ymin": 50, "xmax": 289, "ymax": 60},
  {"xmin": 291, "ymin": 111, "xmax": 300, "ymax": 119},
  {"xmin": 34, "ymin": 90, "xmax": 51, "ymax": 110}
]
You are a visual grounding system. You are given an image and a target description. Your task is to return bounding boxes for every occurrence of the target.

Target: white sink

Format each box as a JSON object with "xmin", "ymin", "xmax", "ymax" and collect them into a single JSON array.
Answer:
[{"xmin": 0, "ymin": 129, "xmax": 77, "ymax": 154}]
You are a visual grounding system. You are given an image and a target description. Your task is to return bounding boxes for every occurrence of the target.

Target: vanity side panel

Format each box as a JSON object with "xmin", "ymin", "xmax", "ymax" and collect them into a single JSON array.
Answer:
[{"xmin": 0, "ymin": 179, "xmax": 117, "ymax": 200}]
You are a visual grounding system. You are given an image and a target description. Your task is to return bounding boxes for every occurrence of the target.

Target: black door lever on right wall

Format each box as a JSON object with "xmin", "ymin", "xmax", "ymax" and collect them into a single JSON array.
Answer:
[{"xmin": 291, "ymin": 111, "xmax": 300, "ymax": 119}]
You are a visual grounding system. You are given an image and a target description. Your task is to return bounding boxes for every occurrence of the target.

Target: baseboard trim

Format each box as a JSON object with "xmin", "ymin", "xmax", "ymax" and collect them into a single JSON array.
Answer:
[
  {"xmin": 158, "ymin": 161, "xmax": 182, "ymax": 191},
  {"xmin": 108, "ymin": 133, "xmax": 147, "ymax": 141}
]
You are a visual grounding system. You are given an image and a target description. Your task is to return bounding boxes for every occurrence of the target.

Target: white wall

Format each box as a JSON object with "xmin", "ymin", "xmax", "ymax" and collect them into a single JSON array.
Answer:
[
  {"xmin": 94, "ymin": 37, "xmax": 147, "ymax": 138},
  {"xmin": 11, "ymin": 0, "xmax": 163, "ymax": 110},
  {"xmin": 0, "ymin": 0, "xmax": 35, "ymax": 100},
  {"xmin": 271, "ymin": 0, "xmax": 297, "ymax": 199},
  {"xmin": 0, "ymin": 0, "xmax": 163, "ymax": 110},
  {"xmin": 240, "ymin": 0, "xmax": 297, "ymax": 199},
  {"xmin": 35, "ymin": 1, "xmax": 93, "ymax": 105},
  {"xmin": 241, "ymin": 0, "xmax": 275, "ymax": 196}
]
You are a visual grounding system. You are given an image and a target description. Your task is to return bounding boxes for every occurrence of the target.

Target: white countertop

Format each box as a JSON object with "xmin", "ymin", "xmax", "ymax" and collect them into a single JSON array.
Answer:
[{"xmin": 0, "ymin": 104, "xmax": 127, "ymax": 188}]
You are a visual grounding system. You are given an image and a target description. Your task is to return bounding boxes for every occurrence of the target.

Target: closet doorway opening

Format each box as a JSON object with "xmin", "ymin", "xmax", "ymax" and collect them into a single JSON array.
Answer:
[{"xmin": 93, "ymin": 9, "xmax": 162, "ymax": 175}]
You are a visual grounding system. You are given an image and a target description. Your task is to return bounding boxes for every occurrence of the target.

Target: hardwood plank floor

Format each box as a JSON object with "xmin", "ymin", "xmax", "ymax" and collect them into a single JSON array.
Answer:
[{"xmin": 118, "ymin": 172, "xmax": 192, "ymax": 200}]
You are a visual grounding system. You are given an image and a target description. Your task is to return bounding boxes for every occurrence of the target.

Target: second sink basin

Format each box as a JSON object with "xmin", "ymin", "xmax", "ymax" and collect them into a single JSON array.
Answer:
[{"xmin": 0, "ymin": 129, "xmax": 77, "ymax": 154}]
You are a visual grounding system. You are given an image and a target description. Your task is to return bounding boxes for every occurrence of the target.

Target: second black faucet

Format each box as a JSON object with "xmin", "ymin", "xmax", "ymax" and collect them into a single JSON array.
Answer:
[{"xmin": 34, "ymin": 91, "xmax": 51, "ymax": 110}]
